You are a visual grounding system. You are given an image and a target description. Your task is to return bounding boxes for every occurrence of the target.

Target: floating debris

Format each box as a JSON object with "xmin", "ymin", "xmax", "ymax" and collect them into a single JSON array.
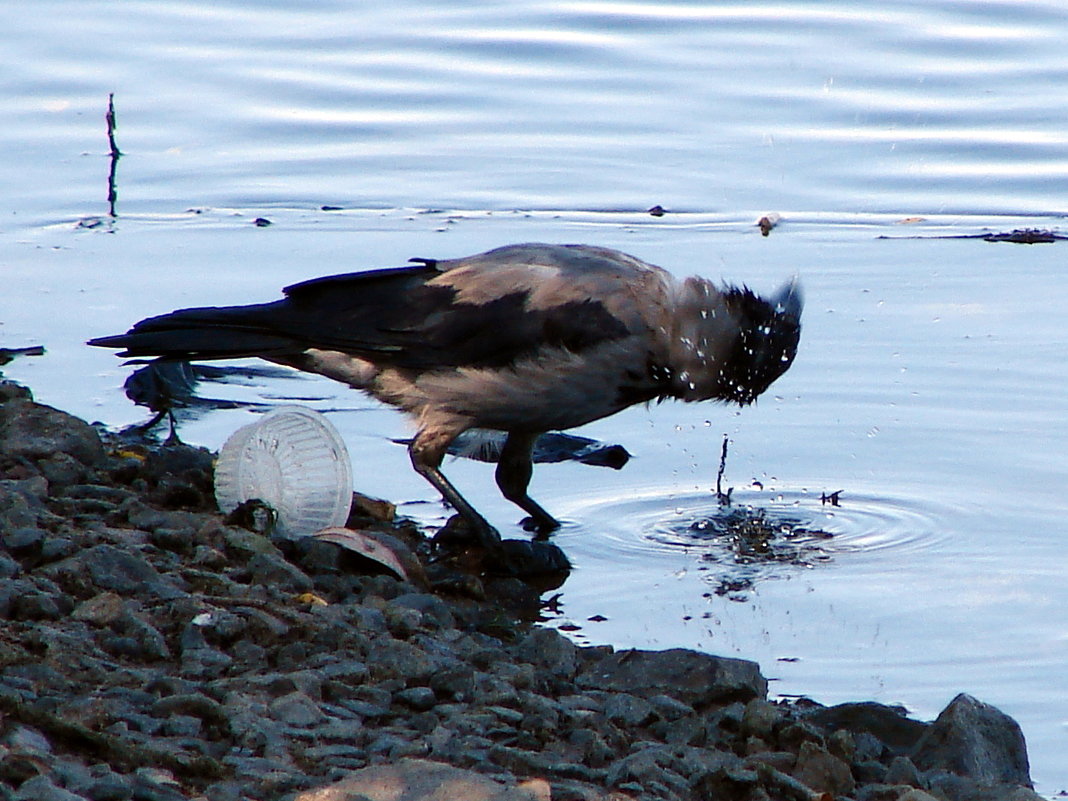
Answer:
[
  {"xmin": 879, "ymin": 227, "xmax": 1066, "ymax": 244},
  {"xmin": 757, "ymin": 213, "xmax": 781, "ymax": 236},
  {"xmin": 821, "ymin": 490, "xmax": 843, "ymax": 506},
  {"xmin": 0, "ymin": 345, "xmax": 45, "ymax": 366}
]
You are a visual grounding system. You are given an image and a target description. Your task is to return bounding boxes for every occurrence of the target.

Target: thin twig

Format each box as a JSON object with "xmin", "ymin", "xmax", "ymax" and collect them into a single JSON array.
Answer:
[
  {"xmin": 106, "ymin": 93, "xmax": 122, "ymax": 158},
  {"xmin": 106, "ymin": 93, "xmax": 121, "ymax": 217},
  {"xmin": 715, "ymin": 434, "xmax": 733, "ymax": 506}
]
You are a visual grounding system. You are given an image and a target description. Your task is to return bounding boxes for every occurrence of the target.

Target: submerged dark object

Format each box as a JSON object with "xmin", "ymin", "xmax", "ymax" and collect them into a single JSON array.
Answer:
[
  {"xmin": 0, "ymin": 345, "xmax": 45, "ymax": 366},
  {"xmin": 89, "ymin": 243, "xmax": 802, "ymax": 547},
  {"xmin": 434, "ymin": 429, "xmax": 632, "ymax": 470}
]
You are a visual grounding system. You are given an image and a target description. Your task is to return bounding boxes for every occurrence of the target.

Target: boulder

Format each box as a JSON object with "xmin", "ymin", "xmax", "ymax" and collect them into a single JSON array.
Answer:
[
  {"xmin": 0, "ymin": 399, "xmax": 104, "ymax": 466},
  {"xmin": 578, "ymin": 648, "xmax": 766, "ymax": 708},
  {"xmin": 912, "ymin": 693, "xmax": 1030, "ymax": 787}
]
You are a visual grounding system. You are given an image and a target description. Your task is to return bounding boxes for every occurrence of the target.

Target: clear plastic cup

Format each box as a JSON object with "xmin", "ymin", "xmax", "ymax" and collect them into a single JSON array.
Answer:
[{"xmin": 214, "ymin": 406, "xmax": 353, "ymax": 536}]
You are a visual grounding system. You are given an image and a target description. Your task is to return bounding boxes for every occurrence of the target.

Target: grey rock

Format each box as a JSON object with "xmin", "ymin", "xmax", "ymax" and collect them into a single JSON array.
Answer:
[
  {"xmin": 158, "ymin": 714, "xmax": 202, "ymax": 737},
  {"xmin": 12, "ymin": 590, "xmax": 69, "ymax": 620},
  {"xmin": 2, "ymin": 525, "xmax": 45, "ymax": 555},
  {"xmin": 807, "ymin": 701, "xmax": 929, "ymax": 755},
  {"xmin": 396, "ymin": 686, "xmax": 437, "ymax": 712},
  {"xmin": 247, "ymin": 551, "xmax": 314, "ymax": 593},
  {"xmin": 390, "ymin": 593, "xmax": 456, "ymax": 630},
  {"xmin": 0, "ymin": 550, "xmax": 20, "ymax": 578},
  {"xmin": 742, "ymin": 698, "xmax": 784, "ymax": 740},
  {"xmin": 516, "ymin": 626, "xmax": 580, "ymax": 678},
  {"xmin": 429, "ymin": 664, "xmax": 475, "ymax": 701},
  {"xmin": 647, "ymin": 694, "xmax": 696, "ymax": 722},
  {"xmin": 792, "ymin": 739, "xmax": 856, "ymax": 795},
  {"xmin": 382, "ymin": 603, "xmax": 424, "ymax": 637},
  {"xmin": 489, "ymin": 744, "xmax": 555, "ymax": 774},
  {"xmin": 151, "ymin": 693, "xmax": 228, "ymax": 727},
  {"xmin": 568, "ymin": 728, "xmax": 615, "ymax": 768},
  {"xmin": 578, "ymin": 648, "xmax": 767, "ymax": 708},
  {"xmin": 0, "ymin": 484, "xmax": 43, "ymax": 531},
  {"xmin": 605, "ymin": 745, "xmax": 691, "ymax": 798},
  {"xmin": 85, "ymin": 773, "xmax": 134, "ymax": 801},
  {"xmin": 886, "ymin": 755, "xmax": 925, "ymax": 787},
  {"xmin": 302, "ymin": 743, "xmax": 366, "ymax": 763},
  {"xmin": 40, "ymin": 537, "xmax": 77, "ymax": 562},
  {"xmin": 269, "ymin": 691, "xmax": 326, "ymax": 728},
  {"xmin": 657, "ymin": 713, "xmax": 706, "ymax": 747},
  {"xmin": 854, "ymin": 784, "xmax": 917, "ymax": 801},
  {"xmin": 180, "ymin": 646, "xmax": 234, "ymax": 679},
  {"xmin": 367, "ymin": 638, "xmax": 436, "ymax": 684},
  {"xmin": 320, "ymin": 660, "xmax": 371, "ymax": 686},
  {"xmin": 2, "ymin": 725, "xmax": 52, "ymax": 755},
  {"xmin": 912, "ymin": 693, "xmax": 1031, "ymax": 787},
  {"xmin": 11, "ymin": 774, "xmax": 88, "ymax": 801},
  {"xmin": 0, "ymin": 399, "xmax": 104, "ymax": 466},
  {"xmin": 42, "ymin": 544, "xmax": 172, "ymax": 598},
  {"xmin": 604, "ymin": 693, "xmax": 657, "ymax": 727},
  {"xmin": 130, "ymin": 768, "xmax": 186, "ymax": 801}
]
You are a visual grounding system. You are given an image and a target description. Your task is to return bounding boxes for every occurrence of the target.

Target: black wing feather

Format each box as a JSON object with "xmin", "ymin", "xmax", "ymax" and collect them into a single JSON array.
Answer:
[{"xmin": 91, "ymin": 263, "xmax": 631, "ymax": 371}]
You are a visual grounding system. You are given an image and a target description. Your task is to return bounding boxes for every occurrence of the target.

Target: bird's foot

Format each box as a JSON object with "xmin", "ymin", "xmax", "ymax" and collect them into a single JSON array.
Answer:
[
  {"xmin": 433, "ymin": 513, "xmax": 502, "ymax": 551},
  {"xmin": 519, "ymin": 514, "xmax": 561, "ymax": 538}
]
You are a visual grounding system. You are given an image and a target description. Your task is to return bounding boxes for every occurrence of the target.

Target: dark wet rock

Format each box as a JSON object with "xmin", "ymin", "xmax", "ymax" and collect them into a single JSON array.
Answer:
[
  {"xmin": 3, "ymin": 525, "xmax": 46, "ymax": 556},
  {"xmin": 886, "ymin": 754, "xmax": 925, "ymax": 787},
  {"xmin": 247, "ymin": 550, "xmax": 314, "ymax": 593},
  {"xmin": 742, "ymin": 698, "xmax": 784, "ymax": 740},
  {"xmin": 604, "ymin": 693, "xmax": 657, "ymax": 728},
  {"xmin": 269, "ymin": 691, "xmax": 326, "ymax": 728},
  {"xmin": 792, "ymin": 739, "xmax": 855, "ymax": 795},
  {"xmin": 41, "ymin": 544, "xmax": 177, "ymax": 599},
  {"xmin": 0, "ymin": 399, "xmax": 104, "ymax": 466},
  {"xmin": 388, "ymin": 592, "xmax": 455, "ymax": 630},
  {"xmin": 578, "ymin": 648, "xmax": 767, "ymax": 708},
  {"xmin": 912, "ymin": 693, "xmax": 1031, "ymax": 786},
  {"xmin": 516, "ymin": 626, "xmax": 579, "ymax": 679},
  {"xmin": 11, "ymin": 774, "xmax": 89, "ymax": 801},
  {"xmin": 0, "ymin": 550, "xmax": 20, "ymax": 578},
  {"xmin": 0, "ymin": 482, "xmax": 46, "ymax": 531},
  {"xmin": 806, "ymin": 700, "xmax": 929, "ymax": 755}
]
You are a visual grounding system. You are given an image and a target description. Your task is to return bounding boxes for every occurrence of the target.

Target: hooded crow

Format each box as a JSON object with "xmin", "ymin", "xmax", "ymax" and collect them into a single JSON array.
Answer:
[{"xmin": 89, "ymin": 243, "xmax": 802, "ymax": 546}]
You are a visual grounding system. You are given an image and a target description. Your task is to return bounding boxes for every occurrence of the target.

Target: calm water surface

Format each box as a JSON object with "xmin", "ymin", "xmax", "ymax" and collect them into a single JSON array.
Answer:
[{"xmin": 3, "ymin": 1, "xmax": 1067, "ymax": 793}]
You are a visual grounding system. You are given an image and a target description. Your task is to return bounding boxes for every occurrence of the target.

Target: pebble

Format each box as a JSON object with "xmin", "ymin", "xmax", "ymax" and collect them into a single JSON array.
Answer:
[{"xmin": 0, "ymin": 380, "xmax": 1040, "ymax": 801}]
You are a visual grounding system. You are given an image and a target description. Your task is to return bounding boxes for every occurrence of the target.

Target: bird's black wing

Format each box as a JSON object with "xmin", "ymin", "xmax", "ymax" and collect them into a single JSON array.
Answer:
[{"xmin": 91, "ymin": 261, "xmax": 632, "ymax": 371}]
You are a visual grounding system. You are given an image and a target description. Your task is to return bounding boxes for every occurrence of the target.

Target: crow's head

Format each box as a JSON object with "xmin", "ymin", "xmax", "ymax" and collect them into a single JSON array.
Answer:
[{"xmin": 720, "ymin": 278, "xmax": 802, "ymax": 405}]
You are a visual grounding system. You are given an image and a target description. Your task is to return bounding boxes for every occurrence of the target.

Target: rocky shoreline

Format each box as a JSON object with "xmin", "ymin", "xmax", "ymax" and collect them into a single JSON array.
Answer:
[{"xmin": 0, "ymin": 378, "xmax": 1041, "ymax": 801}]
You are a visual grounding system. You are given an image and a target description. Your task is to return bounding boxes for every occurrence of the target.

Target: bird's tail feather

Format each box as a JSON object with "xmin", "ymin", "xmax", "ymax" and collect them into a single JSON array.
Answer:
[{"xmin": 88, "ymin": 303, "xmax": 297, "ymax": 361}]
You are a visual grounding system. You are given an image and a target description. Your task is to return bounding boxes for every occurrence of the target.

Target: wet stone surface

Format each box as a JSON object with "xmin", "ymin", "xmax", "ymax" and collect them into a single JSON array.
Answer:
[{"xmin": 0, "ymin": 379, "xmax": 1043, "ymax": 801}]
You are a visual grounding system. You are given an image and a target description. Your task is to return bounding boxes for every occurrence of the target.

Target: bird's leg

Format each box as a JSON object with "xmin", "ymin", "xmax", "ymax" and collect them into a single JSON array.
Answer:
[
  {"xmin": 409, "ymin": 429, "xmax": 501, "ymax": 548},
  {"xmin": 495, "ymin": 431, "xmax": 561, "ymax": 535}
]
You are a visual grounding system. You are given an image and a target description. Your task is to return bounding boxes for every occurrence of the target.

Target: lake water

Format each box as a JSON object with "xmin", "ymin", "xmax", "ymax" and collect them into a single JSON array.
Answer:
[{"xmin": 3, "ymin": 1, "xmax": 1067, "ymax": 793}]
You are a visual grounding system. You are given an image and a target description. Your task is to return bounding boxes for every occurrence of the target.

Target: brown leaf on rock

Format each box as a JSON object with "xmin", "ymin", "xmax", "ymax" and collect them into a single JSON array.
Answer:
[{"xmin": 314, "ymin": 526, "xmax": 412, "ymax": 581}]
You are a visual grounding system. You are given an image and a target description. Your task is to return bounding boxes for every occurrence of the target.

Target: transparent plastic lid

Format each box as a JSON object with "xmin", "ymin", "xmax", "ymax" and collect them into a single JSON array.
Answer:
[{"xmin": 214, "ymin": 406, "xmax": 353, "ymax": 536}]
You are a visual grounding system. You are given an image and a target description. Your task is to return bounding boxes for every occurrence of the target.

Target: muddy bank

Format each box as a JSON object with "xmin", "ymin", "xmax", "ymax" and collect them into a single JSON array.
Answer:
[{"xmin": 0, "ymin": 379, "xmax": 1041, "ymax": 801}]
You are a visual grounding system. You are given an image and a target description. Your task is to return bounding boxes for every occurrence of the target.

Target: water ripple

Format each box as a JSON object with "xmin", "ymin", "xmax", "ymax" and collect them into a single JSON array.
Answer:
[{"xmin": 564, "ymin": 487, "xmax": 957, "ymax": 566}]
